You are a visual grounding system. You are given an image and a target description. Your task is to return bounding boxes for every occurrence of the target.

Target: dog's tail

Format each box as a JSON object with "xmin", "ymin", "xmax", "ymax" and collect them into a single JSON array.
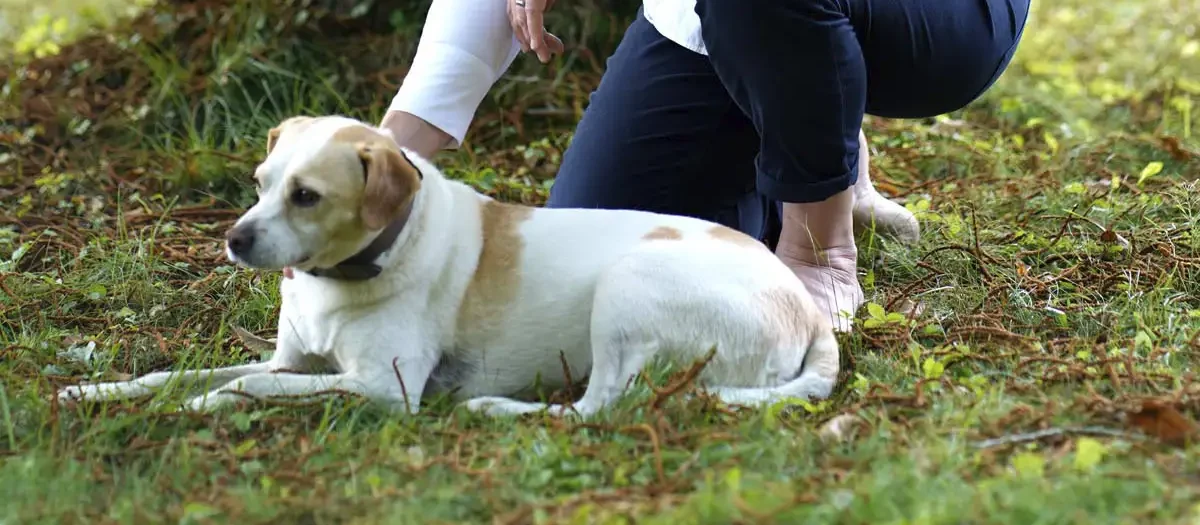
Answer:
[
  {"xmin": 705, "ymin": 328, "xmax": 840, "ymax": 406},
  {"xmin": 774, "ymin": 327, "xmax": 840, "ymax": 400}
]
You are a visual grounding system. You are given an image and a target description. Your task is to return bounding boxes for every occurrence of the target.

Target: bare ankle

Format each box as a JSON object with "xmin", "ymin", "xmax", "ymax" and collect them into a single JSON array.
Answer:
[
  {"xmin": 851, "ymin": 129, "xmax": 878, "ymax": 200},
  {"xmin": 779, "ymin": 189, "xmax": 856, "ymax": 252}
]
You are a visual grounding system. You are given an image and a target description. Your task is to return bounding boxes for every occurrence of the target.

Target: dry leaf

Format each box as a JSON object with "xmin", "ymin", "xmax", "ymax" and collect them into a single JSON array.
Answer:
[
  {"xmin": 818, "ymin": 414, "xmax": 865, "ymax": 443},
  {"xmin": 1098, "ymin": 228, "xmax": 1130, "ymax": 249},
  {"xmin": 1125, "ymin": 400, "xmax": 1200, "ymax": 447},
  {"xmin": 1159, "ymin": 136, "xmax": 1194, "ymax": 162},
  {"xmin": 893, "ymin": 299, "xmax": 926, "ymax": 318},
  {"xmin": 233, "ymin": 325, "xmax": 276, "ymax": 353}
]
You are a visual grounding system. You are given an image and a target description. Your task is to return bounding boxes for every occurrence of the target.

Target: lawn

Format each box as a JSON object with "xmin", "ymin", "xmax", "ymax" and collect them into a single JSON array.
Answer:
[{"xmin": 2, "ymin": 0, "xmax": 1199, "ymax": 523}]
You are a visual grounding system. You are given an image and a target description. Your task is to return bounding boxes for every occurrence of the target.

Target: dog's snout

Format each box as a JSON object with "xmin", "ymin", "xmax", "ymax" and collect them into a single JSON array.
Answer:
[{"xmin": 226, "ymin": 225, "xmax": 257, "ymax": 257}]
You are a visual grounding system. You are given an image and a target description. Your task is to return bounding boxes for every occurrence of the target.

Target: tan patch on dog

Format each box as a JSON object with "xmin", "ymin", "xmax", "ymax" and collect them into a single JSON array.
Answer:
[
  {"xmin": 266, "ymin": 116, "xmax": 317, "ymax": 155},
  {"xmin": 330, "ymin": 126, "xmax": 423, "ymax": 230},
  {"xmin": 708, "ymin": 225, "xmax": 769, "ymax": 251},
  {"xmin": 642, "ymin": 226, "xmax": 683, "ymax": 241},
  {"xmin": 456, "ymin": 200, "xmax": 534, "ymax": 345},
  {"xmin": 754, "ymin": 286, "xmax": 814, "ymax": 347}
]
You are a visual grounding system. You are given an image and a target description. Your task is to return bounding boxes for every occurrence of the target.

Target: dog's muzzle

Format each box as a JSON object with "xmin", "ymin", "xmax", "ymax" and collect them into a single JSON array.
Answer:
[{"xmin": 225, "ymin": 223, "xmax": 257, "ymax": 261}]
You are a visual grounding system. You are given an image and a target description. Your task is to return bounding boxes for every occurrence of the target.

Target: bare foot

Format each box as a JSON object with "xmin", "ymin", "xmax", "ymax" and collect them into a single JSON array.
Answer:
[
  {"xmin": 776, "ymin": 191, "xmax": 863, "ymax": 333},
  {"xmin": 778, "ymin": 245, "xmax": 863, "ymax": 333},
  {"xmin": 852, "ymin": 130, "xmax": 920, "ymax": 244}
]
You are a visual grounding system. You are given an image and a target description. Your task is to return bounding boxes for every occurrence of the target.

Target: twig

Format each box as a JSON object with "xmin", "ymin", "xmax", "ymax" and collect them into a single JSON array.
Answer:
[
  {"xmin": 391, "ymin": 357, "xmax": 412, "ymax": 414},
  {"xmin": 968, "ymin": 207, "xmax": 1001, "ymax": 265},
  {"xmin": 920, "ymin": 244, "xmax": 995, "ymax": 281},
  {"xmin": 219, "ymin": 388, "xmax": 364, "ymax": 407},
  {"xmin": 644, "ymin": 346, "xmax": 718, "ymax": 410},
  {"xmin": 972, "ymin": 426, "xmax": 1145, "ymax": 449},
  {"xmin": 556, "ymin": 350, "xmax": 577, "ymax": 410},
  {"xmin": 619, "ymin": 423, "xmax": 665, "ymax": 485}
]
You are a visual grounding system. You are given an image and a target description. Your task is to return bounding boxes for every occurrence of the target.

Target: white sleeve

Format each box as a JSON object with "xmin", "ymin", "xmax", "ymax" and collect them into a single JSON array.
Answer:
[{"xmin": 389, "ymin": 0, "xmax": 522, "ymax": 149}]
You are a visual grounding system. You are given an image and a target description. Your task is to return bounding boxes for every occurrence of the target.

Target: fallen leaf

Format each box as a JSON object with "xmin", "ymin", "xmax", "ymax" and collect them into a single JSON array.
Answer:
[
  {"xmin": 1159, "ymin": 136, "xmax": 1193, "ymax": 161},
  {"xmin": 1098, "ymin": 228, "xmax": 1130, "ymax": 249},
  {"xmin": 1125, "ymin": 400, "xmax": 1200, "ymax": 447},
  {"xmin": 893, "ymin": 298, "xmax": 926, "ymax": 317},
  {"xmin": 818, "ymin": 414, "xmax": 865, "ymax": 444},
  {"xmin": 233, "ymin": 325, "xmax": 276, "ymax": 353},
  {"xmin": 930, "ymin": 118, "xmax": 968, "ymax": 135},
  {"xmin": 1137, "ymin": 161, "xmax": 1163, "ymax": 185}
]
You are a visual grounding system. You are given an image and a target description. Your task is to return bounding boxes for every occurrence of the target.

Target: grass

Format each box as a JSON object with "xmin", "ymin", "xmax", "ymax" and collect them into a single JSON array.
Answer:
[{"xmin": 2, "ymin": 0, "xmax": 1200, "ymax": 523}]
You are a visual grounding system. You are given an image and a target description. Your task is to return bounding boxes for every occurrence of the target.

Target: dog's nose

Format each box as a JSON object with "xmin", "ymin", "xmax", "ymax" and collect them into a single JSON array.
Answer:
[{"xmin": 226, "ymin": 226, "xmax": 256, "ymax": 257}]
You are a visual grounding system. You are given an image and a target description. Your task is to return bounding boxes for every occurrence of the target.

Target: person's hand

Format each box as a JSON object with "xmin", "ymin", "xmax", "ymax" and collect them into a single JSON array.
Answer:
[
  {"xmin": 508, "ymin": 0, "xmax": 565, "ymax": 63},
  {"xmin": 775, "ymin": 193, "xmax": 864, "ymax": 333}
]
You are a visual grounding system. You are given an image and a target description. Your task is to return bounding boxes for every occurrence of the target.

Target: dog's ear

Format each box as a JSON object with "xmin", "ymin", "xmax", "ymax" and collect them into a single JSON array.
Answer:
[
  {"xmin": 266, "ymin": 127, "xmax": 282, "ymax": 155},
  {"xmin": 358, "ymin": 144, "xmax": 422, "ymax": 230},
  {"xmin": 266, "ymin": 116, "xmax": 315, "ymax": 155}
]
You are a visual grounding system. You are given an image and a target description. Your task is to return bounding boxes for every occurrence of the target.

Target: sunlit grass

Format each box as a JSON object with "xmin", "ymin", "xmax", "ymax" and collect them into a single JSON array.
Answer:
[{"xmin": 1, "ymin": 0, "xmax": 1199, "ymax": 522}]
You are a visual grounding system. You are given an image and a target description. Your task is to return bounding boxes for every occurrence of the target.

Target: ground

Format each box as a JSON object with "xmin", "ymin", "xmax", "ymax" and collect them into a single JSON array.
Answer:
[{"xmin": 1, "ymin": 0, "xmax": 1199, "ymax": 523}]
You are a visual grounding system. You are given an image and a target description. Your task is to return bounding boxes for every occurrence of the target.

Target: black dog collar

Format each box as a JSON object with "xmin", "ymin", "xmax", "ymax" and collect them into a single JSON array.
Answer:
[{"xmin": 303, "ymin": 198, "xmax": 414, "ymax": 281}]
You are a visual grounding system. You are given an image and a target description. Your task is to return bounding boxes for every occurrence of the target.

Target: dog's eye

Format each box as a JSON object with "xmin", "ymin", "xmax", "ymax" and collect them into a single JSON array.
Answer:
[{"xmin": 291, "ymin": 188, "xmax": 321, "ymax": 207}]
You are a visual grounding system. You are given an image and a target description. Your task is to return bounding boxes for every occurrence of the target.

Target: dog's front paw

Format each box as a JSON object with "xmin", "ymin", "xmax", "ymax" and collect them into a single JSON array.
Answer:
[
  {"xmin": 461, "ymin": 397, "xmax": 549, "ymax": 417},
  {"xmin": 55, "ymin": 385, "xmax": 86, "ymax": 405},
  {"xmin": 461, "ymin": 397, "xmax": 582, "ymax": 418},
  {"xmin": 460, "ymin": 396, "xmax": 514, "ymax": 415},
  {"xmin": 182, "ymin": 391, "xmax": 237, "ymax": 413},
  {"xmin": 53, "ymin": 380, "xmax": 154, "ymax": 405}
]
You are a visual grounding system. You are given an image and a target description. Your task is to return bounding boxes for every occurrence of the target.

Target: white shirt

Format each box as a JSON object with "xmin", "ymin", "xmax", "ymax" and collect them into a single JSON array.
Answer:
[
  {"xmin": 641, "ymin": 0, "xmax": 707, "ymax": 55},
  {"xmin": 390, "ymin": 0, "xmax": 704, "ymax": 149}
]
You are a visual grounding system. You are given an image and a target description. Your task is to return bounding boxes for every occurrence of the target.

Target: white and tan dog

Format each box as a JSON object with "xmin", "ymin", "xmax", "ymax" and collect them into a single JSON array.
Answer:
[{"xmin": 57, "ymin": 115, "xmax": 840, "ymax": 417}]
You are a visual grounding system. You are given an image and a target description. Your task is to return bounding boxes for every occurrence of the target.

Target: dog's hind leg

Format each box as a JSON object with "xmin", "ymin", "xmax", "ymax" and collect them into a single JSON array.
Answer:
[
  {"xmin": 57, "ymin": 362, "xmax": 273, "ymax": 404},
  {"xmin": 702, "ymin": 327, "xmax": 840, "ymax": 406},
  {"xmin": 461, "ymin": 327, "xmax": 658, "ymax": 418},
  {"xmin": 462, "ymin": 254, "xmax": 670, "ymax": 419},
  {"xmin": 558, "ymin": 249, "xmax": 841, "ymax": 415}
]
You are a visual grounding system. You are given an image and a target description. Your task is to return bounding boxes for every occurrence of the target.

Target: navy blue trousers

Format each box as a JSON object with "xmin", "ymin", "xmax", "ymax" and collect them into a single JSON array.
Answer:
[{"xmin": 545, "ymin": 0, "xmax": 1030, "ymax": 246}]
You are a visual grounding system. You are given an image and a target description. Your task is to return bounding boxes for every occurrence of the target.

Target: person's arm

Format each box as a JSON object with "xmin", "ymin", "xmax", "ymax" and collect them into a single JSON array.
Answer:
[
  {"xmin": 383, "ymin": 0, "xmax": 522, "ymax": 158},
  {"xmin": 380, "ymin": 111, "xmax": 455, "ymax": 160}
]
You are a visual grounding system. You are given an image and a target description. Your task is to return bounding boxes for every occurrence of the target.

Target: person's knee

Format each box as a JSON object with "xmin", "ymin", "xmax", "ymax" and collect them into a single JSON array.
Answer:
[
  {"xmin": 546, "ymin": 138, "xmax": 647, "ymax": 210},
  {"xmin": 543, "ymin": 163, "xmax": 612, "ymax": 210}
]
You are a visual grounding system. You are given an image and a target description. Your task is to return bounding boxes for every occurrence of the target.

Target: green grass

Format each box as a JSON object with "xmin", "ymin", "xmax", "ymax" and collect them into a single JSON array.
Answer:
[{"xmin": 2, "ymin": 0, "xmax": 1200, "ymax": 523}]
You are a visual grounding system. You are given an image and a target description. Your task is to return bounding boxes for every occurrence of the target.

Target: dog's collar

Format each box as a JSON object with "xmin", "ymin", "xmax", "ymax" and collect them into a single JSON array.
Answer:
[{"xmin": 303, "ymin": 198, "xmax": 415, "ymax": 281}]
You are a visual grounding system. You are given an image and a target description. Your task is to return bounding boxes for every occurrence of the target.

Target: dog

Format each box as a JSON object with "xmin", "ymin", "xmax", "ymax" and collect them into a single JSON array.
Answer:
[{"xmin": 56, "ymin": 115, "xmax": 841, "ymax": 418}]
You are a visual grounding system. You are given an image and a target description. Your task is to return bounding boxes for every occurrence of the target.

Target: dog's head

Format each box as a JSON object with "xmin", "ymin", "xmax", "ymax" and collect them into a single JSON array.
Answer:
[{"xmin": 224, "ymin": 115, "xmax": 423, "ymax": 271}]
